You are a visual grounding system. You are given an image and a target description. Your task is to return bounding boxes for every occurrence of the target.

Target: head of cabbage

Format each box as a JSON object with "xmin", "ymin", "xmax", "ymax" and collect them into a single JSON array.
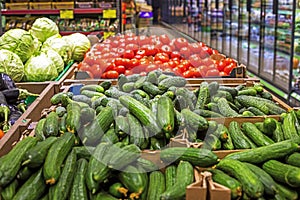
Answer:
[
  {"xmin": 0, "ymin": 49, "xmax": 25, "ymax": 82},
  {"xmin": 41, "ymin": 35, "xmax": 73, "ymax": 65},
  {"xmin": 0, "ymin": 29, "xmax": 36, "ymax": 63},
  {"xmin": 63, "ymin": 33, "xmax": 91, "ymax": 62},
  {"xmin": 43, "ymin": 49, "xmax": 64, "ymax": 73},
  {"xmin": 24, "ymin": 52, "xmax": 58, "ymax": 82},
  {"xmin": 29, "ymin": 17, "xmax": 59, "ymax": 43}
]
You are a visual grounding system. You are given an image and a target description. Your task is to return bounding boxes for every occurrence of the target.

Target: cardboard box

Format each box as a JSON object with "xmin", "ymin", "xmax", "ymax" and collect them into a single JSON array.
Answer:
[
  {"xmin": 205, "ymin": 171, "xmax": 231, "ymax": 200},
  {"xmin": 186, "ymin": 169, "xmax": 207, "ymax": 200}
]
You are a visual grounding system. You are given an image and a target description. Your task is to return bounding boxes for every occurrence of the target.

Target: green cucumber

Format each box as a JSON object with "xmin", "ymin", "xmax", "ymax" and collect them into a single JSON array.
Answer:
[
  {"xmin": 235, "ymin": 95, "xmax": 270, "ymax": 114},
  {"xmin": 72, "ymin": 95, "xmax": 92, "ymax": 106},
  {"xmin": 93, "ymin": 192, "xmax": 118, "ymax": 200},
  {"xmin": 173, "ymin": 95, "xmax": 188, "ymax": 111},
  {"xmin": 215, "ymin": 90, "xmax": 233, "ymax": 102},
  {"xmin": 66, "ymin": 102, "xmax": 82, "ymax": 134},
  {"xmin": 100, "ymin": 80, "xmax": 112, "ymax": 90},
  {"xmin": 225, "ymin": 140, "xmax": 299, "ymax": 164},
  {"xmin": 109, "ymin": 144, "xmax": 141, "ymax": 170},
  {"xmin": 222, "ymin": 126, "xmax": 234, "ymax": 150},
  {"xmin": 80, "ymin": 119, "xmax": 104, "ymax": 146},
  {"xmin": 22, "ymin": 136, "xmax": 57, "ymax": 168},
  {"xmin": 216, "ymin": 159, "xmax": 264, "ymax": 198},
  {"xmin": 238, "ymin": 88, "xmax": 257, "ymax": 96},
  {"xmin": 119, "ymin": 95, "xmax": 161, "ymax": 135},
  {"xmin": 59, "ymin": 113, "xmax": 67, "ymax": 134},
  {"xmin": 263, "ymin": 160, "xmax": 300, "ymax": 187},
  {"xmin": 241, "ymin": 122, "xmax": 274, "ymax": 146},
  {"xmin": 160, "ymin": 147, "xmax": 219, "ymax": 167},
  {"xmin": 80, "ymin": 84, "xmax": 104, "ymax": 93},
  {"xmin": 122, "ymin": 82, "xmax": 135, "ymax": 92},
  {"xmin": 242, "ymin": 110, "xmax": 255, "ymax": 117},
  {"xmin": 142, "ymin": 81, "xmax": 164, "ymax": 96},
  {"xmin": 193, "ymin": 109, "xmax": 223, "ymax": 118},
  {"xmin": 195, "ymin": 82, "xmax": 209, "ymax": 109},
  {"xmin": 70, "ymin": 158, "xmax": 89, "ymax": 200},
  {"xmin": 49, "ymin": 149, "xmax": 77, "ymax": 200},
  {"xmin": 147, "ymin": 171, "xmax": 166, "ymax": 200},
  {"xmin": 0, "ymin": 179, "xmax": 18, "ymax": 200},
  {"xmin": 202, "ymin": 134, "xmax": 222, "ymax": 150},
  {"xmin": 158, "ymin": 76, "xmax": 187, "ymax": 91},
  {"xmin": 261, "ymin": 91, "xmax": 273, "ymax": 100},
  {"xmin": 105, "ymin": 86, "xmax": 132, "ymax": 99},
  {"xmin": 80, "ymin": 107, "xmax": 96, "ymax": 125},
  {"xmin": 109, "ymin": 182, "xmax": 128, "ymax": 198},
  {"xmin": 244, "ymin": 162, "xmax": 277, "ymax": 196},
  {"xmin": 0, "ymin": 137, "xmax": 38, "ymax": 187},
  {"xmin": 127, "ymin": 113, "xmax": 145, "ymax": 148},
  {"xmin": 55, "ymin": 106, "xmax": 66, "ymax": 117},
  {"xmin": 181, "ymin": 108, "xmax": 209, "ymax": 132},
  {"xmin": 275, "ymin": 182, "xmax": 298, "ymax": 200},
  {"xmin": 86, "ymin": 142, "xmax": 111, "ymax": 194},
  {"xmin": 81, "ymin": 90, "xmax": 104, "ymax": 98},
  {"xmin": 43, "ymin": 132, "xmax": 75, "ymax": 185},
  {"xmin": 218, "ymin": 86, "xmax": 238, "ymax": 97},
  {"xmin": 16, "ymin": 166, "xmax": 32, "ymax": 181},
  {"xmin": 282, "ymin": 113, "xmax": 299, "ymax": 140},
  {"xmin": 119, "ymin": 165, "xmax": 148, "ymax": 199},
  {"xmin": 134, "ymin": 76, "xmax": 147, "ymax": 89},
  {"xmin": 34, "ymin": 118, "xmax": 46, "ymax": 141},
  {"xmin": 135, "ymin": 158, "xmax": 159, "ymax": 171},
  {"xmin": 217, "ymin": 97, "xmax": 239, "ymax": 117},
  {"xmin": 228, "ymin": 121, "xmax": 256, "ymax": 149},
  {"xmin": 12, "ymin": 168, "xmax": 46, "ymax": 200},
  {"xmin": 165, "ymin": 165, "xmax": 177, "ymax": 191},
  {"xmin": 101, "ymin": 127, "xmax": 119, "ymax": 144},
  {"xmin": 291, "ymin": 110, "xmax": 300, "ymax": 135},
  {"xmin": 96, "ymin": 106, "xmax": 114, "ymax": 135},
  {"xmin": 208, "ymin": 168, "xmax": 242, "ymax": 199},
  {"xmin": 272, "ymin": 121, "xmax": 285, "ymax": 142},
  {"xmin": 247, "ymin": 106, "xmax": 266, "ymax": 115},
  {"xmin": 115, "ymin": 115, "xmax": 130, "ymax": 136},
  {"xmin": 43, "ymin": 111, "xmax": 59, "ymax": 137},
  {"xmin": 73, "ymin": 146, "xmax": 94, "ymax": 160},
  {"xmin": 157, "ymin": 96, "xmax": 175, "ymax": 133},
  {"xmin": 146, "ymin": 70, "xmax": 159, "ymax": 84},
  {"xmin": 286, "ymin": 152, "xmax": 300, "ymax": 167},
  {"xmin": 160, "ymin": 161, "xmax": 194, "ymax": 200}
]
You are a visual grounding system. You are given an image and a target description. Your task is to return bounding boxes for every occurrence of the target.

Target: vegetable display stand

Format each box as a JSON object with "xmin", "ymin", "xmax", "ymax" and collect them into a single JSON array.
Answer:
[{"xmin": 0, "ymin": 82, "xmax": 61, "ymax": 156}]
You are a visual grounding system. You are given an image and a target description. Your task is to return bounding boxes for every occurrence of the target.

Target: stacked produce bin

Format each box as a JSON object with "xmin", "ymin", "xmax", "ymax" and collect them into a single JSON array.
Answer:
[{"xmin": 1, "ymin": 26, "xmax": 300, "ymax": 200}]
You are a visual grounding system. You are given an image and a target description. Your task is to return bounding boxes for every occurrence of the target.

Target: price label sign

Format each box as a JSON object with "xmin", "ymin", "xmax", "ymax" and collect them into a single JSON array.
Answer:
[
  {"xmin": 103, "ymin": 9, "xmax": 117, "ymax": 19},
  {"xmin": 103, "ymin": 32, "xmax": 115, "ymax": 39},
  {"xmin": 60, "ymin": 10, "xmax": 74, "ymax": 19}
]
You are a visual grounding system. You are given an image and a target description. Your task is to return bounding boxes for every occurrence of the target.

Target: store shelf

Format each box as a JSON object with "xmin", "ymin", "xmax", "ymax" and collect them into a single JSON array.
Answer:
[
  {"xmin": 60, "ymin": 30, "xmax": 104, "ymax": 36},
  {"xmin": 1, "ymin": 8, "xmax": 103, "ymax": 15}
]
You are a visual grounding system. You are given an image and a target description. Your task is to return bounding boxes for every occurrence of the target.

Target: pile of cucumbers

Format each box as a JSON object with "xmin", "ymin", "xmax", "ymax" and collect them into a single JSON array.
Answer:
[
  {"xmin": 0, "ymin": 133, "xmax": 203, "ymax": 200},
  {"xmin": 200, "ymin": 110, "xmax": 300, "ymax": 150},
  {"xmin": 206, "ymin": 139, "xmax": 300, "ymax": 199}
]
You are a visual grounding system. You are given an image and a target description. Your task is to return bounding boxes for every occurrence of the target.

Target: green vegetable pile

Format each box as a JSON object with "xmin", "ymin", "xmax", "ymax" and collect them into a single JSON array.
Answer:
[{"xmin": 0, "ymin": 17, "xmax": 91, "ymax": 82}]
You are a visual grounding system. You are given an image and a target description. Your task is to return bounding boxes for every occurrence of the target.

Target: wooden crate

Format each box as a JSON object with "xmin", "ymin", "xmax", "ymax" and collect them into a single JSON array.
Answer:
[
  {"xmin": 5, "ymin": 2, "xmax": 28, "ymax": 10},
  {"xmin": 29, "ymin": 2, "xmax": 52, "ymax": 9},
  {"xmin": 52, "ymin": 1, "xmax": 74, "ymax": 9}
]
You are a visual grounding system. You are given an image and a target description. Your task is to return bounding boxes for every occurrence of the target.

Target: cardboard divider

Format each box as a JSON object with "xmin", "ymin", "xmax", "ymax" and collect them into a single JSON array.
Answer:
[
  {"xmin": 204, "ymin": 171, "xmax": 231, "ymax": 200},
  {"xmin": 186, "ymin": 169, "xmax": 207, "ymax": 200}
]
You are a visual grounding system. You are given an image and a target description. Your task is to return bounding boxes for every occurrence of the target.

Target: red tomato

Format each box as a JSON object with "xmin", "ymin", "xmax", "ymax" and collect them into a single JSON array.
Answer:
[
  {"xmin": 219, "ymin": 71, "xmax": 228, "ymax": 76},
  {"xmin": 125, "ymin": 37, "xmax": 138, "ymax": 45},
  {"xmin": 177, "ymin": 64, "xmax": 188, "ymax": 73},
  {"xmin": 170, "ymin": 51, "xmax": 181, "ymax": 59},
  {"xmin": 78, "ymin": 62, "xmax": 91, "ymax": 71},
  {"xmin": 106, "ymin": 70, "xmax": 119, "ymax": 79},
  {"xmin": 114, "ymin": 58, "xmax": 130, "ymax": 68},
  {"xmin": 206, "ymin": 69, "xmax": 220, "ymax": 77},
  {"xmin": 114, "ymin": 65, "xmax": 126, "ymax": 74},
  {"xmin": 137, "ymin": 35, "xmax": 151, "ymax": 46},
  {"xmin": 189, "ymin": 43, "xmax": 202, "ymax": 54},
  {"xmin": 104, "ymin": 62, "xmax": 115, "ymax": 72},
  {"xmin": 172, "ymin": 66, "xmax": 183, "ymax": 76},
  {"xmin": 160, "ymin": 45, "xmax": 173, "ymax": 55},
  {"xmin": 181, "ymin": 59, "xmax": 191, "ymax": 69},
  {"xmin": 202, "ymin": 46, "xmax": 213, "ymax": 55},
  {"xmin": 198, "ymin": 65, "xmax": 208, "ymax": 76},
  {"xmin": 125, "ymin": 70, "xmax": 133, "ymax": 76},
  {"xmin": 217, "ymin": 61, "xmax": 227, "ymax": 72},
  {"xmin": 141, "ymin": 45, "xmax": 158, "ymax": 56},
  {"xmin": 134, "ymin": 54, "xmax": 143, "ymax": 60},
  {"xmin": 154, "ymin": 40, "xmax": 163, "ymax": 49},
  {"xmin": 191, "ymin": 68, "xmax": 202, "ymax": 78},
  {"xmin": 224, "ymin": 64, "xmax": 235, "ymax": 75},
  {"xmin": 101, "ymin": 72, "xmax": 107, "ymax": 78},
  {"xmin": 123, "ymin": 50, "xmax": 135, "ymax": 59},
  {"xmin": 116, "ymin": 48, "xmax": 125, "ymax": 57},
  {"xmin": 183, "ymin": 70, "xmax": 194, "ymax": 78},
  {"xmin": 189, "ymin": 54, "xmax": 202, "ymax": 67},
  {"xmin": 168, "ymin": 60, "xmax": 177, "ymax": 68},
  {"xmin": 102, "ymin": 39, "xmax": 112, "ymax": 45},
  {"xmin": 159, "ymin": 34, "xmax": 171, "ymax": 44},
  {"xmin": 111, "ymin": 40, "xmax": 120, "ymax": 48},
  {"xmin": 174, "ymin": 38, "xmax": 188, "ymax": 50},
  {"xmin": 124, "ymin": 32, "xmax": 136, "ymax": 38},
  {"xmin": 83, "ymin": 57, "xmax": 96, "ymax": 66},
  {"xmin": 125, "ymin": 43, "xmax": 139, "ymax": 53},
  {"xmin": 202, "ymin": 57, "xmax": 215, "ymax": 66},
  {"xmin": 154, "ymin": 52, "xmax": 169, "ymax": 63},
  {"xmin": 212, "ymin": 49, "xmax": 219, "ymax": 54},
  {"xmin": 179, "ymin": 47, "xmax": 191, "ymax": 59},
  {"xmin": 145, "ymin": 64, "xmax": 159, "ymax": 72},
  {"xmin": 136, "ymin": 49, "xmax": 146, "ymax": 57}
]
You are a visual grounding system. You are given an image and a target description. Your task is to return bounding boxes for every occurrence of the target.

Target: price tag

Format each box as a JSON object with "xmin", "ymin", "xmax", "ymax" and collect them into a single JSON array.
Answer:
[
  {"xmin": 103, "ymin": 9, "xmax": 117, "ymax": 19},
  {"xmin": 103, "ymin": 32, "xmax": 115, "ymax": 39},
  {"xmin": 60, "ymin": 10, "xmax": 74, "ymax": 19}
]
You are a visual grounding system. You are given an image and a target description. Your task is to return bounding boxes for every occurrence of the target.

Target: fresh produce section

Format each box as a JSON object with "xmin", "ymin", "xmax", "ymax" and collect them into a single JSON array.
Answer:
[
  {"xmin": 77, "ymin": 32, "xmax": 242, "ymax": 79},
  {"xmin": 0, "ymin": 17, "xmax": 90, "ymax": 82}
]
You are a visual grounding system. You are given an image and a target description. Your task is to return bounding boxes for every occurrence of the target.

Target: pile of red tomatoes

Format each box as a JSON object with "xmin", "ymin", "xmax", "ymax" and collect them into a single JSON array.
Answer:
[{"xmin": 78, "ymin": 33, "xmax": 238, "ymax": 79}]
